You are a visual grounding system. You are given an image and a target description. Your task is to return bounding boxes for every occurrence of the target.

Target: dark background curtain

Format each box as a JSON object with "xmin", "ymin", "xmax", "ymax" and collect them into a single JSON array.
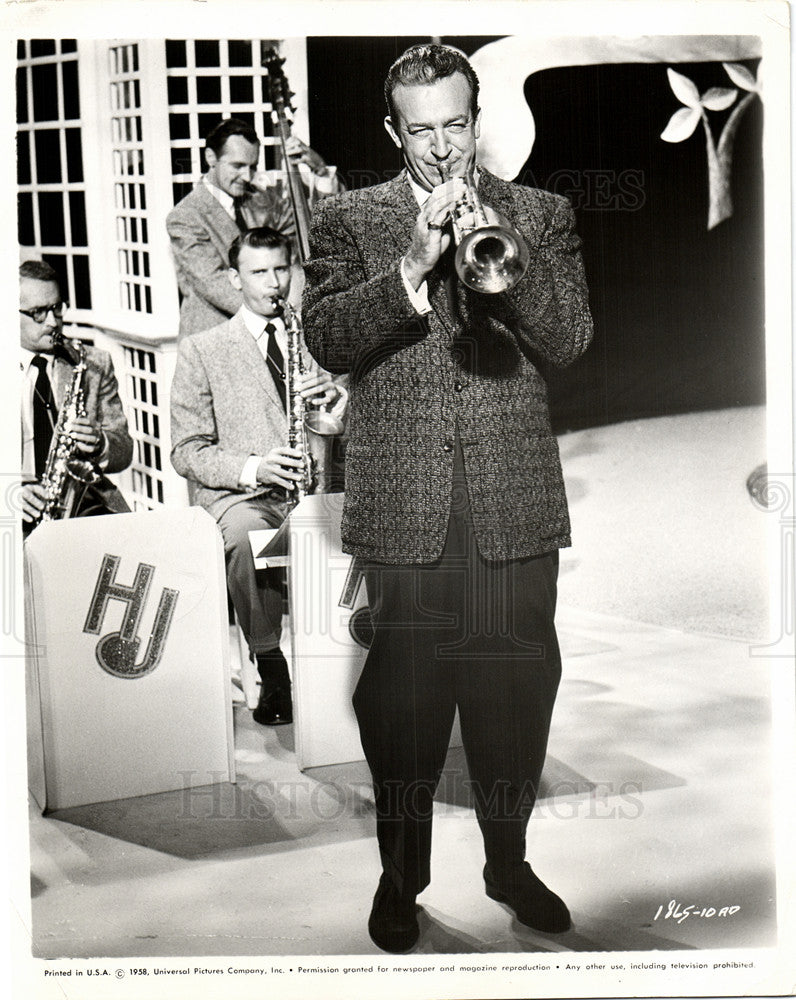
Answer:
[{"xmin": 307, "ymin": 37, "xmax": 764, "ymax": 433}]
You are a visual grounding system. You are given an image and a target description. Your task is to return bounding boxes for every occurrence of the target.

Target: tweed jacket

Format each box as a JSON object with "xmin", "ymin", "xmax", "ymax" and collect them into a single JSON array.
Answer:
[
  {"xmin": 170, "ymin": 309, "xmax": 330, "ymax": 521},
  {"xmin": 23, "ymin": 345, "xmax": 133, "ymax": 510},
  {"xmin": 303, "ymin": 168, "xmax": 593, "ymax": 564},
  {"xmin": 166, "ymin": 180, "xmax": 297, "ymax": 339}
]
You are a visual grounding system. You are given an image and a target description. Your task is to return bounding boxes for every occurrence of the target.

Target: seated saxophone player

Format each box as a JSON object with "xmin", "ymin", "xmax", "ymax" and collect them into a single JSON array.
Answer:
[
  {"xmin": 20, "ymin": 260, "xmax": 133, "ymax": 537},
  {"xmin": 169, "ymin": 227, "xmax": 347, "ymax": 726}
]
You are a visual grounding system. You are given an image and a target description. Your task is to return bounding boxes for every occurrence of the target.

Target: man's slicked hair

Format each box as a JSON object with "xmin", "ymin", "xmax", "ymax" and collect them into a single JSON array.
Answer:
[
  {"xmin": 19, "ymin": 259, "xmax": 61, "ymax": 290},
  {"xmin": 384, "ymin": 44, "xmax": 480, "ymax": 122},
  {"xmin": 205, "ymin": 117, "xmax": 260, "ymax": 157},
  {"xmin": 228, "ymin": 226, "xmax": 292, "ymax": 272}
]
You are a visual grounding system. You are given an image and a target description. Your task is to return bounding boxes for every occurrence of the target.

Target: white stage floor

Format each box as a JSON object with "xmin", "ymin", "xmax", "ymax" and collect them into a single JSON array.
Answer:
[{"xmin": 25, "ymin": 406, "xmax": 783, "ymax": 959}]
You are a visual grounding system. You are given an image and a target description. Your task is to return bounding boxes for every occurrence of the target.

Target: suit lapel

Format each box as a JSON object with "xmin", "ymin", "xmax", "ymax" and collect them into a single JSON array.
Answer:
[
  {"xmin": 193, "ymin": 181, "xmax": 240, "ymax": 243},
  {"xmin": 375, "ymin": 171, "xmax": 457, "ymax": 330},
  {"xmin": 478, "ymin": 167, "xmax": 544, "ymax": 234},
  {"xmin": 373, "ymin": 173, "xmax": 417, "ymax": 254},
  {"xmin": 227, "ymin": 313, "xmax": 284, "ymax": 413}
]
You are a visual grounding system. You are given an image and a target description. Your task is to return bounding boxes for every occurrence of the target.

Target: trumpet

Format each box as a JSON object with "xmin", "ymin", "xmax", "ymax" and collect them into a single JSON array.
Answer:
[{"xmin": 439, "ymin": 163, "xmax": 529, "ymax": 294}]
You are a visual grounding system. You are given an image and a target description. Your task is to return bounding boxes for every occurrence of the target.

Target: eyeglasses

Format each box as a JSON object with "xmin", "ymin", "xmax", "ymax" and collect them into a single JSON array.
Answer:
[{"xmin": 19, "ymin": 302, "xmax": 68, "ymax": 324}]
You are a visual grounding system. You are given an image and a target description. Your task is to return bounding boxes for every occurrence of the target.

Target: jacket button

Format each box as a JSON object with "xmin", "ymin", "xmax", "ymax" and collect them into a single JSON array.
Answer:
[
  {"xmin": 454, "ymin": 381, "xmax": 463, "ymax": 392},
  {"xmin": 442, "ymin": 440, "xmax": 453, "ymax": 453}
]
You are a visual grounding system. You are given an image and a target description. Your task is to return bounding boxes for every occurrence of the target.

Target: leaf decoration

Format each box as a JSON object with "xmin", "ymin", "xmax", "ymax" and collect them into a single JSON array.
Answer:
[
  {"xmin": 702, "ymin": 87, "xmax": 738, "ymax": 111},
  {"xmin": 661, "ymin": 106, "xmax": 702, "ymax": 143},
  {"xmin": 723, "ymin": 62, "xmax": 758, "ymax": 92},
  {"xmin": 667, "ymin": 68, "xmax": 701, "ymax": 108}
]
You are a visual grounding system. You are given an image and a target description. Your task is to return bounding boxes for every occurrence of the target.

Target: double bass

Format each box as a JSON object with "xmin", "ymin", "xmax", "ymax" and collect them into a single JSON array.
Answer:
[{"xmin": 262, "ymin": 47, "xmax": 343, "ymax": 500}]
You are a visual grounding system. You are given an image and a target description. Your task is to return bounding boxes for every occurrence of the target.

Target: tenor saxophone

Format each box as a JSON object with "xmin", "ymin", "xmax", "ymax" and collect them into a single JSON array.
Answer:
[
  {"xmin": 39, "ymin": 331, "xmax": 102, "ymax": 522},
  {"xmin": 278, "ymin": 298, "xmax": 344, "ymax": 503}
]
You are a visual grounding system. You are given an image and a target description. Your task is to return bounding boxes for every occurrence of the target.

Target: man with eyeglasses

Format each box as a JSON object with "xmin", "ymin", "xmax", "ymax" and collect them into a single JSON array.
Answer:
[{"xmin": 20, "ymin": 259, "xmax": 133, "ymax": 533}]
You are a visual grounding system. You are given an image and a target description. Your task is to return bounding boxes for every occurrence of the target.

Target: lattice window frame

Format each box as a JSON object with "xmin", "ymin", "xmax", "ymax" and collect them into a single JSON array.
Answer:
[
  {"xmin": 16, "ymin": 37, "xmax": 310, "ymax": 512},
  {"xmin": 165, "ymin": 37, "xmax": 309, "ymax": 206},
  {"xmin": 108, "ymin": 42, "xmax": 154, "ymax": 317},
  {"xmin": 74, "ymin": 38, "xmax": 180, "ymax": 339},
  {"xmin": 16, "ymin": 38, "xmax": 93, "ymax": 317}
]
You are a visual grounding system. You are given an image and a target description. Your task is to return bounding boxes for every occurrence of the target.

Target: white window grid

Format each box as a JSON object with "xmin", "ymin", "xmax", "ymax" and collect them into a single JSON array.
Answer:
[
  {"xmin": 165, "ymin": 38, "xmax": 283, "ymax": 203},
  {"xmin": 17, "ymin": 39, "xmax": 92, "ymax": 315},
  {"xmin": 123, "ymin": 344, "xmax": 166, "ymax": 510},
  {"xmin": 109, "ymin": 42, "xmax": 153, "ymax": 316}
]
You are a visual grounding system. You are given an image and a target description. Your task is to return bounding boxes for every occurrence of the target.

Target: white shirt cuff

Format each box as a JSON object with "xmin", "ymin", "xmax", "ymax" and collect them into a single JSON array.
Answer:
[
  {"xmin": 95, "ymin": 432, "xmax": 110, "ymax": 472},
  {"xmin": 400, "ymin": 256, "xmax": 431, "ymax": 315},
  {"xmin": 239, "ymin": 455, "xmax": 262, "ymax": 491},
  {"xmin": 313, "ymin": 165, "xmax": 339, "ymax": 195}
]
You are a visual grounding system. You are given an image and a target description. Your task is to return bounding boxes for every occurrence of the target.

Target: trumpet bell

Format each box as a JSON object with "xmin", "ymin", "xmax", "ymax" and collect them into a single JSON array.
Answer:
[{"xmin": 455, "ymin": 225, "xmax": 530, "ymax": 294}]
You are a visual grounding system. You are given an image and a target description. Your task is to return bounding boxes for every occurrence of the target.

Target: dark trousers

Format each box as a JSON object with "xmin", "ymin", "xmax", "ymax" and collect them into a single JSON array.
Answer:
[
  {"xmin": 21, "ymin": 481, "xmax": 127, "ymax": 538},
  {"xmin": 217, "ymin": 494, "xmax": 289, "ymax": 657},
  {"xmin": 353, "ymin": 446, "xmax": 562, "ymax": 898}
]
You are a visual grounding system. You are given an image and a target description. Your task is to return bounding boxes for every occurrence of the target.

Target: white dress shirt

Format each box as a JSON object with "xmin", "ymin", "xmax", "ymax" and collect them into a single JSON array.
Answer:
[
  {"xmin": 202, "ymin": 174, "xmax": 236, "ymax": 220},
  {"xmin": 20, "ymin": 348, "xmax": 109, "ymax": 481},
  {"xmin": 238, "ymin": 306, "xmax": 289, "ymax": 489},
  {"xmin": 20, "ymin": 349, "xmax": 53, "ymax": 481},
  {"xmin": 236, "ymin": 304, "xmax": 347, "ymax": 491},
  {"xmin": 203, "ymin": 164, "xmax": 340, "ymax": 224},
  {"xmin": 401, "ymin": 174, "xmax": 434, "ymax": 316}
]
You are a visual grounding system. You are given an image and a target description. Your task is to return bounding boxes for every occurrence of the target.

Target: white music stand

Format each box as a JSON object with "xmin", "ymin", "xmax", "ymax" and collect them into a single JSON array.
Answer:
[{"xmin": 25, "ymin": 507, "xmax": 235, "ymax": 811}]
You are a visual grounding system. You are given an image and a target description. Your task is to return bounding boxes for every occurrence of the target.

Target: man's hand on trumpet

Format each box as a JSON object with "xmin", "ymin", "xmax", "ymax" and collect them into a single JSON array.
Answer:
[{"xmin": 403, "ymin": 177, "xmax": 467, "ymax": 289}]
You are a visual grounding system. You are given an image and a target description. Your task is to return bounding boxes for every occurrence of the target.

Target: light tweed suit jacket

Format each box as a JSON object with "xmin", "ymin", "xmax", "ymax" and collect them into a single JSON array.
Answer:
[
  {"xmin": 303, "ymin": 168, "xmax": 593, "ymax": 564},
  {"xmin": 169, "ymin": 309, "xmax": 323, "ymax": 521},
  {"xmin": 166, "ymin": 181, "xmax": 296, "ymax": 339}
]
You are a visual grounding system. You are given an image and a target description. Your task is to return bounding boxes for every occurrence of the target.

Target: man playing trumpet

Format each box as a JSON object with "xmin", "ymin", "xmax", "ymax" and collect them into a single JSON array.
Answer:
[
  {"xmin": 170, "ymin": 227, "xmax": 346, "ymax": 725},
  {"xmin": 303, "ymin": 44, "xmax": 593, "ymax": 951}
]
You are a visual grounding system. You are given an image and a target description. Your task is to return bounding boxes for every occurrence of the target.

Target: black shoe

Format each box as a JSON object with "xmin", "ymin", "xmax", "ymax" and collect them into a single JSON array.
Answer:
[
  {"xmin": 484, "ymin": 862, "xmax": 571, "ymax": 933},
  {"xmin": 368, "ymin": 873, "xmax": 419, "ymax": 953},
  {"xmin": 252, "ymin": 650, "xmax": 292, "ymax": 726},
  {"xmin": 252, "ymin": 684, "xmax": 292, "ymax": 726}
]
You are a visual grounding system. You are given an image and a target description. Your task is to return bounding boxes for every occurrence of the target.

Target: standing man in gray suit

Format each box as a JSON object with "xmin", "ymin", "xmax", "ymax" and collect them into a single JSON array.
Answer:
[
  {"xmin": 167, "ymin": 117, "xmax": 342, "ymax": 338},
  {"xmin": 170, "ymin": 227, "xmax": 346, "ymax": 725},
  {"xmin": 303, "ymin": 45, "xmax": 593, "ymax": 951}
]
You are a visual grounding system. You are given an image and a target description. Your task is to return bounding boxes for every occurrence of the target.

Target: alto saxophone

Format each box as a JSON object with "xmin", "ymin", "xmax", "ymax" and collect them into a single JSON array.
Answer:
[
  {"xmin": 278, "ymin": 298, "xmax": 344, "ymax": 503},
  {"xmin": 39, "ymin": 331, "xmax": 102, "ymax": 522}
]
